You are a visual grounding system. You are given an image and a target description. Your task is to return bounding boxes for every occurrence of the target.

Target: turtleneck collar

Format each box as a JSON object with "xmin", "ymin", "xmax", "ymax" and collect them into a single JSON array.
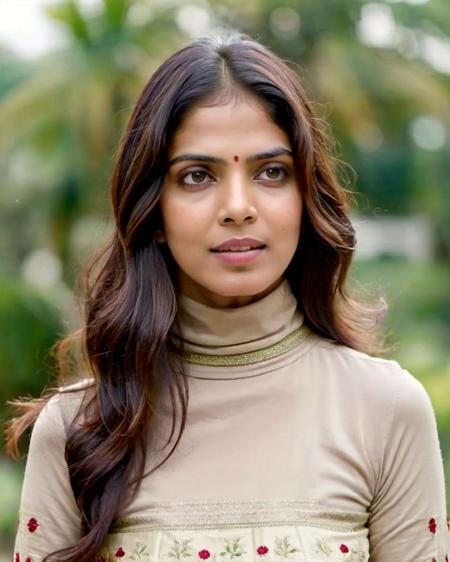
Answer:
[{"xmin": 173, "ymin": 279, "xmax": 303, "ymax": 357}]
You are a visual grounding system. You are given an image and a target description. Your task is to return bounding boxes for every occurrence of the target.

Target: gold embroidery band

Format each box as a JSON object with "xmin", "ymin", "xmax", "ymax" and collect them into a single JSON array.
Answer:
[
  {"xmin": 112, "ymin": 499, "xmax": 369, "ymax": 533},
  {"xmin": 183, "ymin": 326, "xmax": 308, "ymax": 367}
]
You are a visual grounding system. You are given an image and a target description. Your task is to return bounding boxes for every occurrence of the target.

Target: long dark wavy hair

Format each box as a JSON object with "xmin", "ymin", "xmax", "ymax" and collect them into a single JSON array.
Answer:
[{"xmin": 6, "ymin": 34, "xmax": 384, "ymax": 561}]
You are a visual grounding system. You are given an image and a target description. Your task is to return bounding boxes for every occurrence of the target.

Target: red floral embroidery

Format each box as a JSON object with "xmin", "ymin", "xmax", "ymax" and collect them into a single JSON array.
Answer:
[
  {"xmin": 27, "ymin": 518, "xmax": 39, "ymax": 533},
  {"xmin": 25, "ymin": 558, "xmax": 32, "ymax": 562},
  {"xmin": 339, "ymin": 544, "xmax": 349, "ymax": 553},
  {"xmin": 428, "ymin": 518, "xmax": 437, "ymax": 534},
  {"xmin": 15, "ymin": 554, "xmax": 20, "ymax": 562},
  {"xmin": 198, "ymin": 550, "xmax": 211, "ymax": 560},
  {"xmin": 115, "ymin": 548, "xmax": 125, "ymax": 558},
  {"xmin": 257, "ymin": 545, "xmax": 269, "ymax": 555}
]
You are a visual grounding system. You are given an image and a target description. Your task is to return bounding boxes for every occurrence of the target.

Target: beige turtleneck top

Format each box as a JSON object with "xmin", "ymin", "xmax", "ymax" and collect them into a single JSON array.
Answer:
[{"xmin": 14, "ymin": 281, "xmax": 448, "ymax": 561}]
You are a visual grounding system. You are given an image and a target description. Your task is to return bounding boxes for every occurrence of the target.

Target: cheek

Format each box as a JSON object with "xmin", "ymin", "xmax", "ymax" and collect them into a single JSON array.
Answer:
[
  {"xmin": 161, "ymin": 203, "xmax": 206, "ymax": 251},
  {"xmin": 276, "ymin": 204, "xmax": 302, "ymax": 255},
  {"xmin": 160, "ymin": 196, "xmax": 185, "ymax": 241},
  {"xmin": 287, "ymin": 190, "xmax": 302, "ymax": 227},
  {"xmin": 161, "ymin": 191, "xmax": 214, "ymax": 242},
  {"xmin": 287, "ymin": 206, "xmax": 302, "ymax": 236},
  {"xmin": 265, "ymin": 193, "xmax": 302, "ymax": 235}
]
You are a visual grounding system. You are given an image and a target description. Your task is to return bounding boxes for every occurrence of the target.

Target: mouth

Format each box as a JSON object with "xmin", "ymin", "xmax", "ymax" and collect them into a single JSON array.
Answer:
[
  {"xmin": 211, "ymin": 238, "xmax": 266, "ymax": 253},
  {"xmin": 211, "ymin": 245, "xmax": 266, "ymax": 253},
  {"xmin": 210, "ymin": 245, "xmax": 265, "ymax": 265}
]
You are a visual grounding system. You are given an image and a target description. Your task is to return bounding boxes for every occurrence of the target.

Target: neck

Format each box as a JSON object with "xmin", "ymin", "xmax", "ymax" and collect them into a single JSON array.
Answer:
[{"xmin": 173, "ymin": 279, "xmax": 303, "ymax": 356}]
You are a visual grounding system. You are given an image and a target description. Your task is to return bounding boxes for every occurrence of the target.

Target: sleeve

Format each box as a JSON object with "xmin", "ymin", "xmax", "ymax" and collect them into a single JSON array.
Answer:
[
  {"xmin": 13, "ymin": 393, "xmax": 82, "ymax": 562},
  {"xmin": 368, "ymin": 368, "xmax": 449, "ymax": 562}
]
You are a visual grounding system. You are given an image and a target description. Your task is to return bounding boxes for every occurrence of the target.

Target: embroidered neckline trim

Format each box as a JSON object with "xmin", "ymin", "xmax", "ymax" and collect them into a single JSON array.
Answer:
[{"xmin": 183, "ymin": 326, "xmax": 309, "ymax": 367}]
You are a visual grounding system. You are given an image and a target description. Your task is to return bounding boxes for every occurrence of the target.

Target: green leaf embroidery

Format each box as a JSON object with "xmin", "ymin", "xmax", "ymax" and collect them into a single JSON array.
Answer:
[
  {"xmin": 274, "ymin": 536, "xmax": 299, "ymax": 558},
  {"xmin": 130, "ymin": 541, "xmax": 150, "ymax": 560},
  {"xmin": 315, "ymin": 537, "xmax": 333, "ymax": 557},
  {"xmin": 219, "ymin": 537, "xmax": 246, "ymax": 559},
  {"xmin": 347, "ymin": 542, "xmax": 368, "ymax": 562},
  {"xmin": 167, "ymin": 538, "xmax": 193, "ymax": 560}
]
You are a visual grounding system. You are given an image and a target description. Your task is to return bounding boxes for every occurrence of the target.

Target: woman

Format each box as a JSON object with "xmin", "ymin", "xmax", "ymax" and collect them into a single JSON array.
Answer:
[{"xmin": 8, "ymin": 34, "xmax": 448, "ymax": 562}]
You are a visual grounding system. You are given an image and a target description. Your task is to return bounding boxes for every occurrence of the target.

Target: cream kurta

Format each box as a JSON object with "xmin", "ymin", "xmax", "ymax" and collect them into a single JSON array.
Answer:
[{"xmin": 14, "ymin": 281, "xmax": 448, "ymax": 561}]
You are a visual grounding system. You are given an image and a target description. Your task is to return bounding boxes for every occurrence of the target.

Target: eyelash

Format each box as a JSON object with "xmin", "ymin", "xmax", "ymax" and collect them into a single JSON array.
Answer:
[{"xmin": 177, "ymin": 164, "xmax": 290, "ymax": 188}]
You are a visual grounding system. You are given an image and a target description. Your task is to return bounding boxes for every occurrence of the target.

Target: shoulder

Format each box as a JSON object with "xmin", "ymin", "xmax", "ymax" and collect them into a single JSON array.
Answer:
[
  {"xmin": 306, "ymin": 335, "xmax": 432, "ymax": 420},
  {"xmin": 32, "ymin": 378, "xmax": 95, "ymax": 445},
  {"xmin": 57, "ymin": 377, "xmax": 95, "ymax": 427}
]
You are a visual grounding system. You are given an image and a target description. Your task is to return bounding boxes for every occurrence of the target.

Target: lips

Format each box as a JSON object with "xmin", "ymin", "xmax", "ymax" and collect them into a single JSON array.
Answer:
[{"xmin": 211, "ymin": 238, "xmax": 266, "ymax": 252}]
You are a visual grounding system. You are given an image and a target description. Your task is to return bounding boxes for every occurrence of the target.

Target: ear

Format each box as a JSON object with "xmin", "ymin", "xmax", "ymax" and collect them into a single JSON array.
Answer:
[{"xmin": 154, "ymin": 229, "xmax": 166, "ymax": 243}]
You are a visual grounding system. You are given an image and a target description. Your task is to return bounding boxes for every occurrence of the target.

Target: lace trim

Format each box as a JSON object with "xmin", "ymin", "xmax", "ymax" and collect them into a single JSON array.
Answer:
[
  {"xmin": 112, "ymin": 499, "xmax": 369, "ymax": 533},
  {"xmin": 183, "ymin": 327, "xmax": 309, "ymax": 367}
]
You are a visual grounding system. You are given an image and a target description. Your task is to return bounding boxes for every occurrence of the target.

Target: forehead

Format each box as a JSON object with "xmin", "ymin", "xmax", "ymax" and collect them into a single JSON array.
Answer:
[{"xmin": 169, "ymin": 96, "xmax": 291, "ymax": 157}]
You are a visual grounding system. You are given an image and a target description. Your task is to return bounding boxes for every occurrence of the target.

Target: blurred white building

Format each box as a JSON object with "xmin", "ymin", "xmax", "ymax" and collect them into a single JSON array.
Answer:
[{"xmin": 353, "ymin": 214, "xmax": 433, "ymax": 262}]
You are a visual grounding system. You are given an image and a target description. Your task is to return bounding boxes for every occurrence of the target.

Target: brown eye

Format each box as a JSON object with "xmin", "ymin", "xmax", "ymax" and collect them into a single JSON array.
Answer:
[
  {"xmin": 181, "ymin": 169, "xmax": 215, "ymax": 186},
  {"xmin": 190, "ymin": 171, "xmax": 207, "ymax": 183},
  {"xmin": 266, "ymin": 167, "xmax": 282, "ymax": 180},
  {"xmin": 256, "ymin": 165, "xmax": 288, "ymax": 183}
]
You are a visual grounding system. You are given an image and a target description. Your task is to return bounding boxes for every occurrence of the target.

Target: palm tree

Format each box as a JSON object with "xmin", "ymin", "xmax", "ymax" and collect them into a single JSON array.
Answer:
[{"xmin": 0, "ymin": 0, "xmax": 184, "ymax": 282}]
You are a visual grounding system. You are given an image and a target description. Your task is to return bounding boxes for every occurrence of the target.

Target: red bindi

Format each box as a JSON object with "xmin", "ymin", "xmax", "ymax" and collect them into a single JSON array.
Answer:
[{"xmin": 233, "ymin": 155, "xmax": 239, "ymax": 162}]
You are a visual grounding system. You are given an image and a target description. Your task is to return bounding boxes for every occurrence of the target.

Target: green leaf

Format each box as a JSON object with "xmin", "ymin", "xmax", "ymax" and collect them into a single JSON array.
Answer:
[
  {"xmin": 103, "ymin": 0, "xmax": 129, "ymax": 29},
  {"xmin": 45, "ymin": 1, "xmax": 91, "ymax": 46}
]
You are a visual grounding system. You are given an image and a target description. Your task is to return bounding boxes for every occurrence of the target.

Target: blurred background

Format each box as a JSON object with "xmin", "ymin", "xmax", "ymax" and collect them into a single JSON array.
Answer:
[{"xmin": 0, "ymin": 0, "xmax": 449, "ymax": 556}]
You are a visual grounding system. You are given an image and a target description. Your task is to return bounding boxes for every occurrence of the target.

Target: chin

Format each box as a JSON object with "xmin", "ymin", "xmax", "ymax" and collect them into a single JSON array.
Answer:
[
  {"xmin": 210, "ymin": 276, "xmax": 283, "ymax": 298},
  {"xmin": 178, "ymin": 268, "xmax": 286, "ymax": 306}
]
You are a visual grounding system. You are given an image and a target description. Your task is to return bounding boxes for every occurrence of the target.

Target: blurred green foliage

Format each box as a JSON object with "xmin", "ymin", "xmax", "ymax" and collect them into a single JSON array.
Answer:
[
  {"xmin": 353, "ymin": 257, "xmax": 450, "ymax": 365},
  {"xmin": 0, "ymin": 0, "xmax": 449, "ymax": 554},
  {"xmin": 0, "ymin": 278, "xmax": 62, "ymax": 439}
]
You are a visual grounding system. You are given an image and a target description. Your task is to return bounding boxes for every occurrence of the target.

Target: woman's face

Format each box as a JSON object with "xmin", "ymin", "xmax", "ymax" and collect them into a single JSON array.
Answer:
[{"xmin": 159, "ymin": 94, "xmax": 302, "ymax": 308}]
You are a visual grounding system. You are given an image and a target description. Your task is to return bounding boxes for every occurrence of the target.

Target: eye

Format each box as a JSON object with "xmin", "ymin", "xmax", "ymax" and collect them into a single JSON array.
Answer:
[
  {"xmin": 255, "ymin": 164, "xmax": 289, "ymax": 183},
  {"xmin": 179, "ymin": 168, "xmax": 215, "ymax": 187}
]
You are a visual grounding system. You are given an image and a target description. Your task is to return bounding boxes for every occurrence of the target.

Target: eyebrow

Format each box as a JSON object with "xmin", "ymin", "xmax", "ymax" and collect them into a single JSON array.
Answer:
[{"xmin": 168, "ymin": 147, "xmax": 293, "ymax": 167}]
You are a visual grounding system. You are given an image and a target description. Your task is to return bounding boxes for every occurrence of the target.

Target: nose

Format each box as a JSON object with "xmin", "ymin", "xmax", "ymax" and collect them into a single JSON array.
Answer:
[{"xmin": 218, "ymin": 174, "xmax": 257, "ymax": 226}]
